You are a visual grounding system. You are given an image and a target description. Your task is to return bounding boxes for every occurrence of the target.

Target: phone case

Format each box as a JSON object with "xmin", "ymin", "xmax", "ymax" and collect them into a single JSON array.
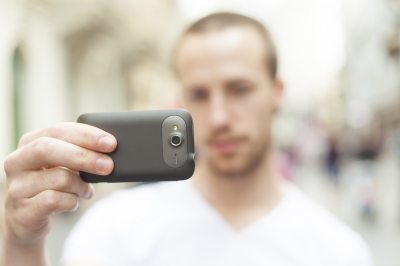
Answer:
[{"xmin": 77, "ymin": 109, "xmax": 195, "ymax": 183}]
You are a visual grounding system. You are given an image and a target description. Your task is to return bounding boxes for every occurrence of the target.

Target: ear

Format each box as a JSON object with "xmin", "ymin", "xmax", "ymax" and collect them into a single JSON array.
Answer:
[{"xmin": 272, "ymin": 78, "xmax": 284, "ymax": 113}]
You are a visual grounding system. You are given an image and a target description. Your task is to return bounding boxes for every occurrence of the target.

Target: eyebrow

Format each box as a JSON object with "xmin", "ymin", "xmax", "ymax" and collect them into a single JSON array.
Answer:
[{"xmin": 225, "ymin": 79, "xmax": 255, "ymax": 87}]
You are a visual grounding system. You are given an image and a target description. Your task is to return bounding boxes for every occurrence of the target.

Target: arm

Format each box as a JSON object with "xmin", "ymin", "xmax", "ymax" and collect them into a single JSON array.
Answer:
[{"xmin": 1, "ymin": 122, "xmax": 117, "ymax": 266}]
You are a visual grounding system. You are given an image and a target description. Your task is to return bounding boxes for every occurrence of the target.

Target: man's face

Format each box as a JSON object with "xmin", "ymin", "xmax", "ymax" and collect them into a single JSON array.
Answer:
[{"xmin": 176, "ymin": 26, "xmax": 282, "ymax": 177}]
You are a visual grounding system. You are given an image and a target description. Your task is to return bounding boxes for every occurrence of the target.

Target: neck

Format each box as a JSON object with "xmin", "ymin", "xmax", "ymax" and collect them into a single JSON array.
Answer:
[{"xmin": 192, "ymin": 150, "xmax": 283, "ymax": 229}]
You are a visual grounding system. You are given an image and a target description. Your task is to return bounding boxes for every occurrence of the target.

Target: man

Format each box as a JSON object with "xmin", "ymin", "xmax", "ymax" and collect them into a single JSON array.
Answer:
[{"xmin": 2, "ymin": 12, "xmax": 373, "ymax": 266}]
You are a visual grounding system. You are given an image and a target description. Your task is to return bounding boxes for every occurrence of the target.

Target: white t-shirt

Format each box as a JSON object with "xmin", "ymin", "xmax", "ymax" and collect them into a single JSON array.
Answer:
[{"xmin": 61, "ymin": 180, "xmax": 373, "ymax": 266}]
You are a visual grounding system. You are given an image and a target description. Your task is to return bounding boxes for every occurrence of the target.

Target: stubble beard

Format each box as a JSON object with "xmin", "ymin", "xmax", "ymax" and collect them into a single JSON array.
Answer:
[{"xmin": 206, "ymin": 137, "xmax": 270, "ymax": 179}]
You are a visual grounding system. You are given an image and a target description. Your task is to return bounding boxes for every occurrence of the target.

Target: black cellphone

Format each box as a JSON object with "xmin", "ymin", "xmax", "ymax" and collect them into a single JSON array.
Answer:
[{"xmin": 77, "ymin": 109, "xmax": 195, "ymax": 183}]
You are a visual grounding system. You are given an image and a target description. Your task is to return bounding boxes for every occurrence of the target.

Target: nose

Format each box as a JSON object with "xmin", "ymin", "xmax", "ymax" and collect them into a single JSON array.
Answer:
[{"xmin": 209, "ymin": 92, "xmax": 230, "ymax": 129}]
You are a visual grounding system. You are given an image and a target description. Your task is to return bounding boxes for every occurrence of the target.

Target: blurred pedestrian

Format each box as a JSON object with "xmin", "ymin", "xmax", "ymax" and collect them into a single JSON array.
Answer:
[{"xmin": 324, "ymin": 136, "xmax": 341, "ymax": 186}]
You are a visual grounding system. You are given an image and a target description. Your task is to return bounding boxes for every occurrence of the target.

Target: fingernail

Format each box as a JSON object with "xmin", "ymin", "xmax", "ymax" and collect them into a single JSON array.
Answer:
[
  {"xmin": 84, "ymin": 187, "xmax": 94, "ymax": 199},
  {"xmin": 70, "ymin": 200, "xmax": 79, "ymax": 212},
  {"xmin": 95, "ymin": 157, "xmax": 113, "ymax": 174},
  {"xmin": 99, "ymin": 135, "xmax": 115, "ymax": 150}
]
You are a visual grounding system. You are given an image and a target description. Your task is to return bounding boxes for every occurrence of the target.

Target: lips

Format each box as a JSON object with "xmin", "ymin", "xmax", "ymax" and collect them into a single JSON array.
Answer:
[{"xmin": 210, "ymin": 138, "xmax": 244, "ymax": 155}]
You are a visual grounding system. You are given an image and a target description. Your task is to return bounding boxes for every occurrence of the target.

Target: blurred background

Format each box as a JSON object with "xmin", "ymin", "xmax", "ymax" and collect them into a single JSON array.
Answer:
[{"xmin": 0, "ymin": 0, "xmax": 399, "ymax": 265}]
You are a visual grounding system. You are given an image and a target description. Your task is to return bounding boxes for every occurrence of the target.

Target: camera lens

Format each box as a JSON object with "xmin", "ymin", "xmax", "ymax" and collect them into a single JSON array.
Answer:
[{"xmin": 170, "ymin": 134, "xmax": 183, "ymax": 147}]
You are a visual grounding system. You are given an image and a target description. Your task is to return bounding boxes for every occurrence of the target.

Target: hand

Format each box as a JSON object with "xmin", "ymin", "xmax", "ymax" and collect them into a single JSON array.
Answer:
[{"xmin": 3, "ymin": 122, "xmax": 117, "ymax": 248}]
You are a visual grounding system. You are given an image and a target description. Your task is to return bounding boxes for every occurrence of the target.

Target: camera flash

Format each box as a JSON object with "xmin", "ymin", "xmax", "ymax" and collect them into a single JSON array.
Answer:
[{"xmin": 173, "ymin": 125, "xmax": 178, "ymax": 131}]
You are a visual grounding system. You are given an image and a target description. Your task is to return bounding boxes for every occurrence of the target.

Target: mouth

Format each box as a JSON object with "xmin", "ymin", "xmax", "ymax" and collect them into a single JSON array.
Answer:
[{"xmin": 209, "ymin": 138, "xmax": 244, "ymax": 155}]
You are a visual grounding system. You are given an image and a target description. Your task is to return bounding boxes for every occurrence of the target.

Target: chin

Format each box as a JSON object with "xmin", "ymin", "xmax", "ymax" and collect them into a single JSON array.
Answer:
[
  {"xmin": 209, "ymin": 157, "xmax": 253, "ymax": 178},
  {"xmin": 213, "ymin": 166, "xmax": 252, "ymax": 178},
  {"xmin": 207, "ymin": 146, "xmax": 268, "ymax": 177}
]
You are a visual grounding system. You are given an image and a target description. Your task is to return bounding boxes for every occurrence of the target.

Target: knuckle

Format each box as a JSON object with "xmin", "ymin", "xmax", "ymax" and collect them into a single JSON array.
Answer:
[
  {"xmin": 51, "ymin": 171, "xmax": 72, "ymax": 191},
  {"xmin": 6, "ymin": 182, "xmax": 21, "ymax": 200},
  {"xmin": 18, "ymin": 132, "xmax": 33, "ymax": 147},
  {"xmin": 3, "ymin": 154, "xmax": 16, "ymax": 175},
  {"xmin": 47, "ymin": 125, "xmax": 63, "ymax": 139},
  {"xmin": 40, "ymin": 190, "xmax": 60, "ymax": 211},
  {"xmin": 31, "ymin": 137, "xmax": 52, "ymax": 157}
]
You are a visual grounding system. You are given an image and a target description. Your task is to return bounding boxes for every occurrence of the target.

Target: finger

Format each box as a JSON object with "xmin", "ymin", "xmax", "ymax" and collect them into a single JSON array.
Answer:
[
  {"xmin": 7, "ymin": 167, "xmax": 94, "ymax": 200},
  {"xmin": 27, "ymin": 190, "xmax": 80, "ymax": 219},
  {"xmin": 15, "ymin": 137, "xmax": 114, "ymax": 174},
  {"xmin": 7, "ymin": 191, "xmax": 80, "ymax": 242},
  {"xmin": 18, "ymin": 122, "xmax": 117, "ymax": 153}
]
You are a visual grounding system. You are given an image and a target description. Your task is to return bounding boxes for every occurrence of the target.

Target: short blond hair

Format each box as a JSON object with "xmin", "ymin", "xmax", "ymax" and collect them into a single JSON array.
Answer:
[{"xmin": 176, "ymin": 12, "xmax": 278, "ymax": 78}]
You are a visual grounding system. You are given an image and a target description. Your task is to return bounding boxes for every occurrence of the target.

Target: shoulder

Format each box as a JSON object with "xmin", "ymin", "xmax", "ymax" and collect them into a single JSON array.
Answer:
[{"xmin": 282, "ymin": 182, "xmax": 373, "ymax": 265}]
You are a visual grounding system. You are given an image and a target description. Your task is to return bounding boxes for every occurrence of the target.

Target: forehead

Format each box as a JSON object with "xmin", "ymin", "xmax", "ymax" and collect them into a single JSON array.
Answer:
[{"xmin": 176, "ymin": 27, "xmax": 267, "ymax": 82}]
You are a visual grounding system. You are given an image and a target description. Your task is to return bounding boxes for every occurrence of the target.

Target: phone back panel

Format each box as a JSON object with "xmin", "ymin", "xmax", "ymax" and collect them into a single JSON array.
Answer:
[{"xmin": 77, "ymin": 109, "xmax": 195, "ymax": 183}]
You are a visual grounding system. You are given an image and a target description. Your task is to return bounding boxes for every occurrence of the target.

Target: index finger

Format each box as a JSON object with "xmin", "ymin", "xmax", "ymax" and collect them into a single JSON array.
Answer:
[{"xmin": 18, "ymin": 122, "xmax": 117, "ymax": 153}]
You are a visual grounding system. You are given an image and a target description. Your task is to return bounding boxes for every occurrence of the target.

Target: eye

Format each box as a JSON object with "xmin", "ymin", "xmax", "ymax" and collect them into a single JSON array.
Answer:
[
  {"xmin": 186, "ymin": 87, "xmax": 209, "ymax": 102},
  {"xmin": 232, "ymin": 85, "xmax": 250, "ymax": 94},
  {"xmin": 228, "ymin": 81, "xmax": 254, "ymax": 96}
]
